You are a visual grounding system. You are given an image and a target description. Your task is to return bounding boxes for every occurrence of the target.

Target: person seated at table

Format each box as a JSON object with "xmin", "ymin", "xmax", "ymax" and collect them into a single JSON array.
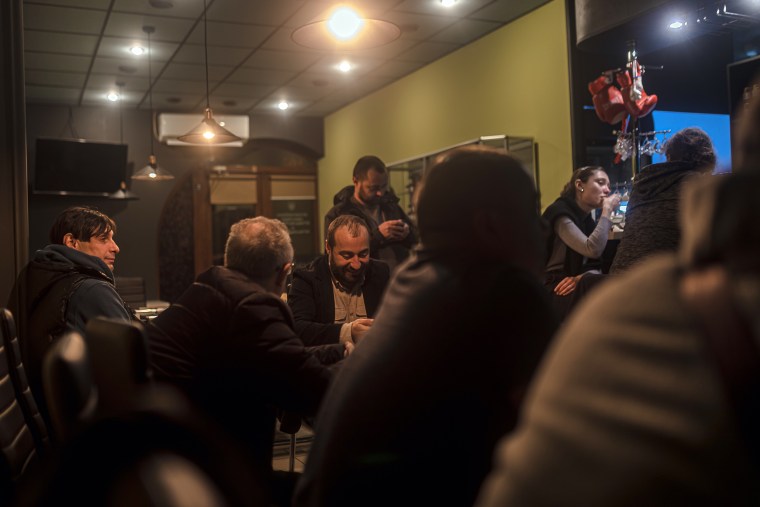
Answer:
[
  {"xmin": 146, "ymin": 217, "xmax": 350, "ymax": 506},
  {"xmin": 288, "ymin": 215, "xmax": 390, "ymax": 346},
  {"xmin": 610, "ymin": 127, "xmax": 716, "ymax": 274},
  {"xmin": 293, "ymin": 145, "xmax": 557, "ymax": 507},
  {"xmin": 542, "ymin": 166, "xmax": 620, "ymax": 319}
]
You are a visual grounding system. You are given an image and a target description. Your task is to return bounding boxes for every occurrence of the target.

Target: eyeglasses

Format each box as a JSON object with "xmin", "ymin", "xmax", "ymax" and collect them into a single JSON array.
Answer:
[{"xmin": 276, "ymin": 260, "xmax": 294, "ymax": 275}]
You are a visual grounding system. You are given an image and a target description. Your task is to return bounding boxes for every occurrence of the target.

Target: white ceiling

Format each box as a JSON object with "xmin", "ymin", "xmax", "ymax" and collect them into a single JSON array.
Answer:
[{"xmin": 23, "ymin": 0, "xmax": 550, "ymax": 117}]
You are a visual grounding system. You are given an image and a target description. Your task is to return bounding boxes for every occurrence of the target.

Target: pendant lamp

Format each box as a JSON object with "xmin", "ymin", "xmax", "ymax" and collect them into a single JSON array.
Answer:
[
  {"xmin": 110, "ymin": 180, "xmax": 140, "ymax": 200},
  {"xmin": 133, "ymin": 25, "xmax": 175, "ymax": 181},
  {"xmin": 292, "ymin": 6, "xmax": 400, "ymax": 50},
  {"xmin": 177, "ymin": 0, "xmax": 241, "ymax": 144}
]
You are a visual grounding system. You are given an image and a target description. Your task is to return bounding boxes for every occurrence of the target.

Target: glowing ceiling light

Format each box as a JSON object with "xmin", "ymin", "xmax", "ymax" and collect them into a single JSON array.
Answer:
[
  {"xmin": 440, "ymin": 0, "xmax": 458, "ymax": 6},
  {"xmin": 129, "ymin": 45, "xmax": 145, "ymax": 56},
  {"xmin": 669, "ymin": 20, "xmax": 685, "ymax": 29},
  {"xmin": 106, "ymin": 91, "xmax": 120, "ymax": 102},
  {"xmin": 338, "ymin": 60, "xmax": 352, "ymax": 72},
  {"xmin": 328, "ymin": 7, "xmax": 364, "ymax": 39},
  {"xmin": 277, "ymin": 100, "xmax": 290, "ymax": 111}
]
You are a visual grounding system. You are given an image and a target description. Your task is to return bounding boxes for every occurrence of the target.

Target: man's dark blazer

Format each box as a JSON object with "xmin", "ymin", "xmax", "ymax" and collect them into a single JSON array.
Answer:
[{"xmin": 288, "ymin": 255, "xmax": 390, "ymax": 346}]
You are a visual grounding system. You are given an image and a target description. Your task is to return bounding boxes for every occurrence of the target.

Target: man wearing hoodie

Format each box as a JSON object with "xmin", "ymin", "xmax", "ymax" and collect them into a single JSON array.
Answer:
[
  {"xmin": 610, "ymin": 127, "xmax": 716, "ymax": 273},
  {"xmin": 7, "ymin": 206, "xmax": 132, "ymax": 410},
  {"xmin": 324, "ymin": 155, "xmax": 417, "ymax": 272}
]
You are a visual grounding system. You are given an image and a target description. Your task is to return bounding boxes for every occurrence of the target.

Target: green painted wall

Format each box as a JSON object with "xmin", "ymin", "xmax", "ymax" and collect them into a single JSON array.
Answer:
[{"xmin": 318, "ymin": 0, "xmax": 572, "ymax": 233}]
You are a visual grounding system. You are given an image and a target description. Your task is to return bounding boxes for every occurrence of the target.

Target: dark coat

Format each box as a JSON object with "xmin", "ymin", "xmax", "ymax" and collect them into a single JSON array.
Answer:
[
  {"xmin": 146, "ymin": 266, "xmax": 343, "ymax": 474},
  {"xmin": 541, "ymin": 195, "xmax": 598, "ymax": 276},
  {"xmin": 610, "ymin": 161, "xmax": 706, "ymax": 274},
  {"xmin": 293, "ymin": 251, "xmax": 558, "ymax": 507},
  {"xmin": 287, "ymin": 255, "xmax": 390, "ymax": 346},
  {"xmin": 7, "ymin": 245, "xmax": 133, "ymax": 412},
  {"xmin": 324, "ymin": 186, "xmax": 417, "ymax": 270}
]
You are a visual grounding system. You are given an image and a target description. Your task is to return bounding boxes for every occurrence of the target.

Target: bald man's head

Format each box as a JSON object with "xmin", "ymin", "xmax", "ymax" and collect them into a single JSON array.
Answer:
[{"xmin": 416, "ymin": 146, "xmax": 544, "ymax": 274}]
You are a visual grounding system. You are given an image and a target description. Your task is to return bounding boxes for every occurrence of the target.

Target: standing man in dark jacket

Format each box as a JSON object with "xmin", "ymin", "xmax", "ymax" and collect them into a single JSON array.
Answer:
[
  {"xmin": 289, "ymin": 215, "xmax": 390, "ymax": 347},
  {"xmin": 146, "ymin": 217, "xmax": 349, "ymax": 506},
  {"xmin": 324, "ymin": 155, "xmax": 417, "ymax": 272},
  {"xmin": 610, "ymin": 127, "xmax": 716, "ymax": 273},
  {"xmin": 7, "ymin": 206, "xmax": 132, "ymax": 411}
]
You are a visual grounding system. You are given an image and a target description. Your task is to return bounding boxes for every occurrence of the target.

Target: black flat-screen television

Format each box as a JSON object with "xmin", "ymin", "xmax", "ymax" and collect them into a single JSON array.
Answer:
[{"xmin": 33, "ymin": 138, "xmax": 128, "ymax": 196}]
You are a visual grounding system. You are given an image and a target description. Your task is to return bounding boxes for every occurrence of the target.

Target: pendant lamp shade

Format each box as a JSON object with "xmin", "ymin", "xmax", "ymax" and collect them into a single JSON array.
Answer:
[
  {"xmin": 132, "ymin": 25, "xmax": 174, "ymax": 182},
  {"xmin": 292, "ymin": 7, "xmax": 400, "ymax": 50},
  {"xmin": 133, "ymin": 155, "xmax": 174, "ymax": 180},
  {"xmin": 178, "ymin": 0, "xmax": 242, "ymax": 145},
  {"xmin": 177, "ymin": 107, "xmax": 241, "ymax": 144},
  {"xmin": 109, "ymin": 180, "xmax": 139, "ymax": 200}
]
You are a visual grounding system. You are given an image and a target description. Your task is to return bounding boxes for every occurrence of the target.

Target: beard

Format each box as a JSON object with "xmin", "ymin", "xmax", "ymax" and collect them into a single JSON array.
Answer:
[{"xmin": 329, "ymin": 254, "xmax": 367, "ymax": 290}]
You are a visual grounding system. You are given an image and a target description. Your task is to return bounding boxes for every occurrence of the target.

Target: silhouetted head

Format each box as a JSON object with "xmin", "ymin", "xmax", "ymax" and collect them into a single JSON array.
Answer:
[
  {"xmin": 664, "ymin": 127, "xmax": 716, "ymax": 172},
  {"xmin": 416, "ymin": 145, "xmax": 544, "ymax": 275}
]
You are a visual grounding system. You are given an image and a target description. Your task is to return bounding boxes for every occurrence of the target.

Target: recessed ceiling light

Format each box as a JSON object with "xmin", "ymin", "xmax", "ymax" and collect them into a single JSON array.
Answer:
[
  {"xmin": 106, "ymin": 91, "xmax": 120, "ymax": 102},
  {"xmin": 277, "ymin": 100, "xmax": 290, "ymax": 111},
  {"xmin": 338, "ymin": 60, "xmax": 352, "ymax": 73},
  {"xmin": 129, "ymin": 45, "xmax": 146, "ymax": 56},
  {"xmin": 440, "ymin": 0, "xmax": 458, "ymax": 7},
  {"xmin": 668, "ymin": 19, "xmax": 686, "ymax": 29}
]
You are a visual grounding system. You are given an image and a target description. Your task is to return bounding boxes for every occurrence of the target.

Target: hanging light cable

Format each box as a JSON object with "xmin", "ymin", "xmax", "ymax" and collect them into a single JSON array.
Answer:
[
  {"xmin": 110, "ymin": 81, "xmax": 139, "ymax": 198},
  {"xmin": 133, "ymin": 25, "xmax": 174, "ymax": 180},
  {"xmin": 177, "ymin": 0, "xmax": 241, "ymax": 144}
]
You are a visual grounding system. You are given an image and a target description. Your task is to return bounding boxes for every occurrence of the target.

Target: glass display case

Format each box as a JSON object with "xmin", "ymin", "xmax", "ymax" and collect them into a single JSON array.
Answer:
[{"xmin": 386, "ymin": 135, "xmax": 539, "ymax": 219}]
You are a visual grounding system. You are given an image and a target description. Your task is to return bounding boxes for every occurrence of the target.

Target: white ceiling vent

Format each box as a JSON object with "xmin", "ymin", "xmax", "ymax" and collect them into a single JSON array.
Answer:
[{"xmin": 158, "ymin": 113, "xmax": 249, "ymax": 147}]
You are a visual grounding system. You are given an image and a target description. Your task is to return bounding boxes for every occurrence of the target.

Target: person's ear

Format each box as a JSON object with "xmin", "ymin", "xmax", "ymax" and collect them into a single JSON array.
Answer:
[
  {"xmin": 325, "ymin": 239, "xmax": 331, "ymax": 255},
  {"xmin": 575, "ymin": 179, "xmax": 583, "ymax": 192},
  {"xmin": 62, "ymin": 233, "xmax": 77, "ymax": 248},
  {"xmin": 275, "ymin": 263, "xmax": 289, "ymax": 288}
]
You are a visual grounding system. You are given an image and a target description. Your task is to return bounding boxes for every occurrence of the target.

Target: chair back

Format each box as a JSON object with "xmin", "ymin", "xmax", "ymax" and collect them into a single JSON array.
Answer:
[
  {"xmin": 41, "ymin": 331, "xmax": 98, "ymax": 444},
  {"xmin": 20, "ymin": 386, "xmax": 269, "ymax": 507},
  {"xmin": 0, "ymin": 308, "xmax": 49, "ymax": 502},
  {"xmin": 115, "ymin": 276, "xmax": 146, "ymax": 310},
  {"xmin": 84, "ymin": 317, "xmax": 152, "ymax": 415}
]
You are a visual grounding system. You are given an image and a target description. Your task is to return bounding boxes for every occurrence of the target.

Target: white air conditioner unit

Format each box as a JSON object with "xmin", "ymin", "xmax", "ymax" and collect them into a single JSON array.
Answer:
[{"xmin": 158, "ymin": 113, "xmax": 250, "ymax": 147}]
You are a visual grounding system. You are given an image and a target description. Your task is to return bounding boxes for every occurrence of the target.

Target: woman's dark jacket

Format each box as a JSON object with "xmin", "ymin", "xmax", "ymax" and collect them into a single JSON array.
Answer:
[{"xmin": 542, "ymin": 195, "xmax": 598, "ymax": 276}]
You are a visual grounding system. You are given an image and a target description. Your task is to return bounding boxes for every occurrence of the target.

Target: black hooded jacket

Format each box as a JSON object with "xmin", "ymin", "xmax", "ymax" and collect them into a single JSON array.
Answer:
[{"xmin": 7, "ymin": 245, "xmax": 133, "ymax": 412}]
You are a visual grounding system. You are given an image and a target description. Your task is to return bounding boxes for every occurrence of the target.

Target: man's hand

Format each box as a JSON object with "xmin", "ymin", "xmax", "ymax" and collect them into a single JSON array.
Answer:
[
  {"xmin": 553, "ymin": 275, "xmax": 584, "ymax": 296},
  {"xmin": 343, "ymin": 341, "xmax": 355, "ymax": 357},
  {"xmin": 378, "ymin": 219, "xmax": 409, "ymax": 241},
  {"xmin": 351, "ymin": 318, "xmax": 374, "ymax": 343}
]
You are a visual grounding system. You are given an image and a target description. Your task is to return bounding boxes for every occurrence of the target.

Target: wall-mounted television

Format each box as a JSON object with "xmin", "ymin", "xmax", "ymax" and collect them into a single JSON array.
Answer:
[{"xmin": 33, "ymin": 138, "xmax": 128, "ymax": 196}]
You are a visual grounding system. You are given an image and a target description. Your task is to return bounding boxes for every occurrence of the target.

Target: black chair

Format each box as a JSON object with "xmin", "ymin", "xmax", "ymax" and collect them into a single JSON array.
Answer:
[
  {"xmin": 84, "ymin": 317, "xmax": 152, "ymax": 416},
  {"xmin": 114, "ymin": 276, "xmax": 147, "ymax": 310},
  {"xmin": 18, "ymin": 386, "xmax": 270, "ymax": 507},
  {"xmin": 41, "ymin": 331, "xmax": 98, "ymax": 444},
  {"xmin": 41, "ymin": 317, "xmax": 152, "ymax": 444},
  {"xmin": 0, "ymin": 308, "xmax": 49, "ymax": 503}
]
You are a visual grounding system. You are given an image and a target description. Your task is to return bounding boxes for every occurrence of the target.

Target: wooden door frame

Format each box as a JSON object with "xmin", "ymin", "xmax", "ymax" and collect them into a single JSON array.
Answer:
[{"xmin": 193, "ymin": 164, "xmax": 318, "ymax": 277}]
